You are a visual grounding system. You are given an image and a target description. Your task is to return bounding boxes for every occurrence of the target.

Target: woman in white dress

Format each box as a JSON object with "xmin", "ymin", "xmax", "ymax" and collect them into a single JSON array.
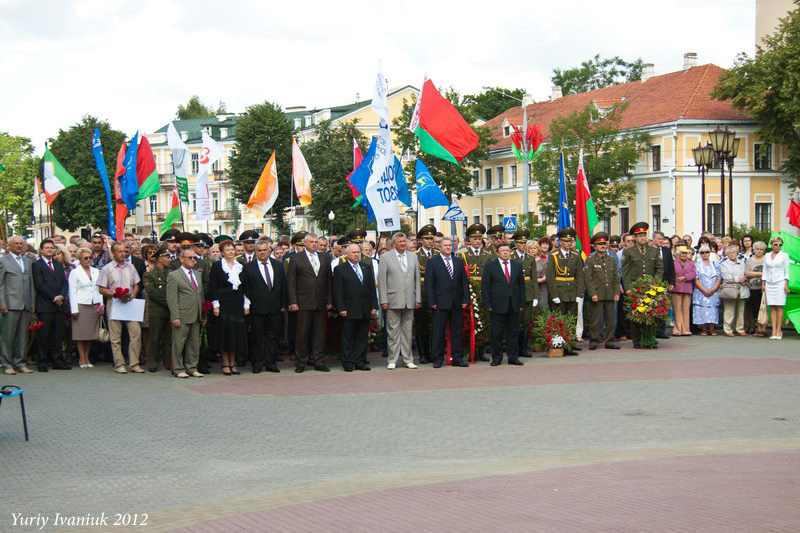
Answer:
[{"xmin": 762, "ymin": 237, "xmax": 791, "ymax": 340}]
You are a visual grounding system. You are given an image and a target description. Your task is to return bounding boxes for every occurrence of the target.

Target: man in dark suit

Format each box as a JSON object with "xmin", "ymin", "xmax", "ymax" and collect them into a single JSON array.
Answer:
[
  {"xmin": 653, "ymin": 231, "xmax": 675, "ymax": 339},
  {"xmin": 333, "ymin": 243, "xmax": 377, "ymax": 371},
  {"xmin": 481, "ymin": 243, "xmax": 526, "ymax": 366},
  {"xmin": 287, "ymin": 233, "xmax": 332, "ymax": 373},
  {"xmin": 426, "ymin": 237, "xmax": 470, "ymax": 368},
  {"xmin": 31, "ymin": 238, "xmax": 70, "ymax": 371},
  {"xmin": 280, "ymin": 231, "xmax": 306, "ymax": 357},
  {"xmin": 241, "ymin": 240, "xmax": 287, "ymax": 373}
]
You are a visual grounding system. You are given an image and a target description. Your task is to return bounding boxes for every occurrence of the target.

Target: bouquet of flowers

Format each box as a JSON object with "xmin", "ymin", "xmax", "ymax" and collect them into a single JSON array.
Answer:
[
  {"xmin": 368, "ymin": 313, "xmax": 384, "ymax": 349},
  {"xmin": 27, "ymin": 316, "xmax": 44, "ymax": 332},
  {"xmin": 529, "ymin": 310, "xmax": 577, "ymax": 353},
  {"xmin": 201, "ymin": 300, "xmax": 214, "ymax": 313},
  {"xmin": 624, "ymin": 275, "xmax": 672, "ymax": 348},
  {"xmin": 462, "ymin": 276, "xmax": 488, "ymax": 347},
  {"xmin": 112, "ymin": 287, "xmax": 130, "ymax": 299}
]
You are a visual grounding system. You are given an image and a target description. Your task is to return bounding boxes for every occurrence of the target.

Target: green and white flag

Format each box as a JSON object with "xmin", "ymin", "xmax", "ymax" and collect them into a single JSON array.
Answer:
[{"xmin": 43, "ymin": 147, "xmax": 78, "ymax": 194}]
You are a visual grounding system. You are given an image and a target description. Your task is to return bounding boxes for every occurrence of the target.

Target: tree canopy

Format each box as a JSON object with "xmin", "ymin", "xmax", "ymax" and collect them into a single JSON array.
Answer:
[
  {"xmin": 176, "ymin": 95, "xmax": 227, "ymax": 120},
  {"xmin": 48, "ymin": 116, "xmax": 127, "ymax": 232},
  {"xmin": 463, "ymin": 87, "xmax": 526, "ymax": 121},
  {"xmin": 551, "ymin": 55, "xmax": 643, "ymax": 96},
  {"xmin": 0, "ymin": 132, "xmax": 38, "ymax": 237},
  {"xmin": 712, "ymin": 2, "xmax": 800, "ymax": 187},
  {"xmin": 531, "ymin": 103, "xmax": 650, "ymax": 224},
  {"xmin": 227, "ymin": 102, "xmax": 294, "ymax": 234}
]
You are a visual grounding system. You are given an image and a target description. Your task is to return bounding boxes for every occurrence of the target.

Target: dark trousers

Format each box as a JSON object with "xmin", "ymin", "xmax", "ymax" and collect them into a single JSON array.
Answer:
[
  {"xmin": 251, "ymin": 312, "xmax": 282, "ymax": 371},
  {"xmin": 432, "ymin": 307, "xmax": 464, "ymax": 364},
  {"xmin": 414, "ymin": 306, "xmax": 432, "ymax": 361},
  {"xmin": 286, "ymin": 311, "xmax": 297, "ymax": 355},
  {"xmin": 341, "ymin": 317, "xmax": 370, "ymax": 370},
  {"xmin": 616, "ymin": 298, "xmax": 631, "ymax": 338},
  {"xmin": 295, "ymin": 309, "xmax": 325, "ymax": 367},
  {"xmin": 36, "ymin": 310, "xmax": 66, "ymax": 369},
  {"xmin": 589, "ymin": 300, "xmax": 615, "ymax": 345},
  {"xmin": 147, "ymin": 316, "xmax": 171, "ymax": 370},
  {"xmin": 550, "ymin": 300, "xmax": 578, "ymax": 317},
  {"xmin": 518, "ymin": 304, "xmax": 534, "ymax": 354},
  {"xmin": 490, "ymin": 309, "xmax": 520, "ymax": 364}
]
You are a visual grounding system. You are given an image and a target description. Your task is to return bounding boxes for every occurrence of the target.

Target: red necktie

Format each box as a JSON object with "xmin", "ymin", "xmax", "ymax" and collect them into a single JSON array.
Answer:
[
  {"xmin": 48, "ymin": 260, "xmax": 54, "ymax": 271},
  {"xmin": 503, "ymin": 261, "xmax": 510, "ymax": 282},
  {"xmin": 189, "ymin": 270, "xmax": 198, "ymax": 291}
]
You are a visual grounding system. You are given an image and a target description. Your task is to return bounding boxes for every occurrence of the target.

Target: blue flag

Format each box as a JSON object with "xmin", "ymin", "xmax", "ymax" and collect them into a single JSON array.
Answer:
[
  {"xmin": 415, "ymin": 159, "xmax": 449, "ymax": 209},
  {"xmin": 557, "ymin": 152, "xmax": 572, "ymax": 230},
  {"xmin": 349, "ymin": 137, "xmax": 377, "ymax": 221},
  {"xmin": 120, "ymin": 131, "xmax": 139, "ymax": 210},
  {"xmin": 442, "ymin": 200, "xmax": 467, "ymax": 221},
  {"xmin": 394, "ymin": 156, "xmax": 410, "ymax": 206},
  {"xmin": 91, "ymin": 128, "xmax": 116, "ymax": 240}
]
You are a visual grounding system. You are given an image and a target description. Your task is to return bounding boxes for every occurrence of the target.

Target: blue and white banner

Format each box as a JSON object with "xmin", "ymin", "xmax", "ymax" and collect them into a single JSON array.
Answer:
[
  {"xmin": 365, "ymin": 67, "xmax": 400, "ymax": 232},
  {"xmin": 442, "ymin": 200, "xmax": 467, "ymax": 221},
  {"xmin": 91, "ymin": 128, "xmax": 116, "ymax": 240}
]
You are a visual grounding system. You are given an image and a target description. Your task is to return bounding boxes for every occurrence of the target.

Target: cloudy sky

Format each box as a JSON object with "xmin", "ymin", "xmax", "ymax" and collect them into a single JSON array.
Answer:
[{"xmin": 2, "ymin": 0, "xmax": 754, "ymax": 152}]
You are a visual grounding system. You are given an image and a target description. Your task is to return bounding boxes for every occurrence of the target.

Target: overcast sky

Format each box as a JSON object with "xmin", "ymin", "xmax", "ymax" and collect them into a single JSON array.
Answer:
[{"xmin": 1, "ymin": 0, "xmax": 754, "ymax": 153}]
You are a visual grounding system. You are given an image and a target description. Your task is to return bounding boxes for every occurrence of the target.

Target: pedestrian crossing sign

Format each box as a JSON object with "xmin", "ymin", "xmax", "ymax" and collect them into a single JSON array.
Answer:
[{"xmin": 503, "ymin": 216, "xmax": 517, "ymax": 231}]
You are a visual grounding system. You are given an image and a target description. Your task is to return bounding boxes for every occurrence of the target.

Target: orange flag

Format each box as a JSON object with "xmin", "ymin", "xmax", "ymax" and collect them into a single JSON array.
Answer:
[
  {"xmin": 114, "ymin": 141, "xmax": 128, "ymax": 241},
  {"xmin": 247, "ymin": 151, "xmax": 279, "ymax": 216},
  {"xmin": 35, "ymin": 177, "xmax": 59, "ymax": 206},
  {"xmin": 292, "ymin": 137, "xmax": 312, "ymax": 206}
]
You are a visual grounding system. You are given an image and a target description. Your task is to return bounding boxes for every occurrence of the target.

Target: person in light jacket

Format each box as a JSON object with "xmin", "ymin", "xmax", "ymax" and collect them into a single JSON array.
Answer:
[
  {"xmin": 763, "ymin": 237, "xmax": 791, "ymax": 340},
  {"xmin": 670, "ymin": 246, "xmax": 696, "ymax": 336},
  {"xmin": 718, "ymin": 245, "xmax": 748, "ymax": 337},
  {"xmin": 68, "ymin": 247, "xmax": 104, "ymax": 368}
]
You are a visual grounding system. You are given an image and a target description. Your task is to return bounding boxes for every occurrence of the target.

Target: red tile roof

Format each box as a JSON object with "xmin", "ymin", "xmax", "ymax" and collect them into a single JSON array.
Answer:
[{"xmin": 487, "ymin": 64, "xmax": 751, "ymax": 151}]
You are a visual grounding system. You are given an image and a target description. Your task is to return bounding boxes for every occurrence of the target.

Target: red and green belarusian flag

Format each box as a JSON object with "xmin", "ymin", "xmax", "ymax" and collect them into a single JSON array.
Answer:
[
  {"xmin": 160, "ymin": 183, "xmax": 181, "ymax": 237},
  {"xmin": 575, "ymin": 149, "xmax": 599, "ymax": 255},
  {"xmin": 135, "ymin": 135, "xmax": 160, "ymax": 200},
  {"xmin": 409, "ymin": 79, "xmax": 479, "ymax": 165}
]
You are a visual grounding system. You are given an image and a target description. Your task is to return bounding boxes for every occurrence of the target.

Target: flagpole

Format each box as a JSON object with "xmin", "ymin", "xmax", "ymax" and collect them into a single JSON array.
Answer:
[
  {"xmin": 48, "ymin": 204, "xmax": 55, "ymax": 237},
  {"xmin": 149, "ymin": 195, "xmax": 155, "ymax": 239},
  {"xmin": 178, "ymin": 200, "xmax": 185, "ymax": 231}
]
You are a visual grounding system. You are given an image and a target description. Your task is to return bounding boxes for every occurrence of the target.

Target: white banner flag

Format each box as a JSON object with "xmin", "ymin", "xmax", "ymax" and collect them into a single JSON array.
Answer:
[
  {"xmin": 194, "ymin": 131, "xmax": 224, "ymax": 221},
  {"xmin": 365, "ymin": 66, "xmax": 400, "ymax": 232}
]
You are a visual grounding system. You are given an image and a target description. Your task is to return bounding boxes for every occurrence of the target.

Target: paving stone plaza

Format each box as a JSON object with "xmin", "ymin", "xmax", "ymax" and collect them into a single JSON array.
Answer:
[{"xmin": 1, "ymin": 334, "xmax": 799, "ymax": 532}]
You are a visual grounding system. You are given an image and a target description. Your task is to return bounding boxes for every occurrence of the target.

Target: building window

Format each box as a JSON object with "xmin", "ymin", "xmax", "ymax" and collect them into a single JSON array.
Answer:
[
  {"xmin": 497, "ymin": 166, "xmax": 504, "ymax": 188},
  {"xmin": 754, "ymin": 143, "xmax": 772, "ymax": 170},
  {"xmin": 293, "ymin": 118, "xmax": 301, "ymax": 129},
  {"xmin": 511, "ymin": 165, "xmax": 518, "ymax": 187},
  {"xmin": 651, "ymin": 204, "xmax": 661, "ymax": 232},
  {"xmin": 707, "ymin": 203, "xmax": 722, "ymax": 235},
  {"xmin": 618, "ymin": 207, "xmax": 630, "ymax": 234},
  {"xmin": 211, "ymin": 191, "xmax": 219, "ymax": 212},
  {"xmin": 503, "ymin": 125, "xmax": 511, "ymax": 137},
  {"xmin": 473, "ymin": 215, "xmax": 480, "ymax": 224},
  {"xmin": 603, "ymin": 216, "xmax": 611, "ymax": 234},
  {"xmin": 212, "ymin": 160, "xmax": 220, "ymax": 173},
  {"xmin": 539, "ymin": 211, "xmax": 548, "ymax": 226},
  {"xmin": 191, "ymin": 193, "xmax": 196, "ymax": 213},
  {"xmin": 220, "ymin": 127, "xmax": 228, "ymax": 138},
  {"xmin": 149, "ymin": 194, "xmax": 158, "ymax": 213},
  {"xmin": 191, "ymin": 153, "xmax": 199, "ymax": 174},
  {"xmin": 484, "ymin": 168, "xmax": 492, "ymax": 190},
  {"xmin": 651, "ymin": 145, "xmax": 661, "ymax": 171},
  {"xmin": 428, "ymin": 218, "xmax": 435, "ymax": 226},
  {"xmin": 486, "ymin": 214, "xmax": 493, "ymax": 228},
  {"xmin": 472, "ymin": 169, "xmax": 479, "ymax": 191},
  {"xmin": 755, "ymin": 202, "xmax": 772, "ymax": 231}
]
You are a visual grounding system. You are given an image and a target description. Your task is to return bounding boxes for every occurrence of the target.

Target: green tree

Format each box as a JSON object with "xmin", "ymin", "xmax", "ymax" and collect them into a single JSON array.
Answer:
[
  {"xmin": 463, "ymin": 87, "xmax": 526, "ymax": 121},
  {"xmin": 531, "ymin": 103, "xmax": 650, "ymax": 224},
  {"xmin": 0, "ymin": 132, "xmax": 38, "ymax": 236},
  {"xmin": 227, "ymin": 102, "xmax": 294, "ymax": 234},
  {"xmin": 176, "ymin": 95, "xmax": 226, "ymax": 119},
  {"xmin": 392, "ymin": 89, "xmax": 494, "ymax": 203},
  {"xmin": 552, "ymin": 55, "xmax": 643, "ymax": 96},
  {"xmin": 301, "ymin": 119, "xmax": 369, "ymax": 234},
  {"xmin": 48, "ymin": 116, "xmax": 126, "ymax": 232},
  {"xmin": 712, "ymin": 2, "xmax": 800, "ymax": 187}
]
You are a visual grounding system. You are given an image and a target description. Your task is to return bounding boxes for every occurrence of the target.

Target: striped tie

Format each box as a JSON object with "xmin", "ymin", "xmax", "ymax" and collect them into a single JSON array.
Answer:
[{"xmin": 445, "ymin": 256, "xmax": 453, "ymax": 279}]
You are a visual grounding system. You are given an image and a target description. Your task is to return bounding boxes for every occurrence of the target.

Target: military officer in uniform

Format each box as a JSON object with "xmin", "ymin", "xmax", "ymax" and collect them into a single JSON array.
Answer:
[
  {"xmin": 511, "ymin": 229, "xmax": 539, "ymax": 356},
  {"xmin": 282, "ymin": 231, "xmax": 307, "ymax": 358},
  {"xmin": 621, "ymin": 222, "xmax": 664, "ymax": 349},
  {"xmin": 161, "ymin": 229, "xmax": 181, "ymax": 267},
  {"xmin": 486, "ymin": 224, "xmax": 505, "ymax": 255},
  {"xmin": 583, "ymin": 232, "xmax": 621, "ymax": 350},
  {"xmin": 143, "ymin": 244, "xmax": 172, "ymax": 372},
  {"xmin": 545, "ymin": 227, "xmax": 584, "ymax": 355},
  {"xmin": 191, "ymin": 233, "xmax": 214, "ymax": 373},
  {"xmin": 167, "ymin": 232, "xmax": 197, "ymax": 271},
  {"xmin": 346, "ymin": 228, "xmax": 372, "ymax": 262},
  {"xmin": 414, "ymin": 224, "xmax": 438, "ymax": 363},
  {"xmin": 236, "ymin": 230, "xmax": 258, "ymax": 264},
  {"xmin": 460, "ymin": 223, "xmax": 493, "ymax": 361}
]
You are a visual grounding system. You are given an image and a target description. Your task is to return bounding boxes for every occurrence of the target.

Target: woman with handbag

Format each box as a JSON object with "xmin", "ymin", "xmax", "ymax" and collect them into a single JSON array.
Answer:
[
  {"xmin": 671, "ymin": 246, "xmax": 696, "ymax": 336},
  {"xmin": 68, "ymin": 248, "xmax": 104, "ymax": 368},
  {"xmin": 745, "ymin": 242, "xmax": 767, "ymax": 336},
  {"xmin": 719, "ymin": 245, "xmax": 749, "ymax": 336},
  {"xmin": 692, "ymin": 246, "xmax": 721, "ymax": 336},
  {"xmin": 763, "ymin": 237, "xmax": 791, "ymax": 340}
]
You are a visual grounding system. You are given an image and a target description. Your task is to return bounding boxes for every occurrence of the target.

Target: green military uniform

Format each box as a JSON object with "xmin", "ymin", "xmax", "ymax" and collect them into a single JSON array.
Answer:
[
  {"xmin": 545, "ymin": 227, "xmax": 585, "ymax": 317},
  {"xmin": 414, "ymin": 225, "xmax": 438, "ymax": 363},
  {"xmin": 583, "ymin": 232, "xmax": 621, "ymax": 349},
  {"xmin": 512, "ymin": 229, "xmax": 540, "ymax": 356},
  {"xmin": 485, "ymin": 224, "xmax": 505, "ymax": 257},
  {"xmin": 621, "ymin": 222, "xmax": 664, "ymax": 348},
  {"xmin": 161, "ymin": 229, "xmax": 181, "ymax": 271},
  {"xmin": 459, "ymin": 223, "xmax": 492, "ymax": 360},
  {"xmin": 235, "ymin": 230, "xmax": 259, "ymax": 265},
  {"xmin": 143, "ymin": 246, "xmax": 172, "ymax": 371}
]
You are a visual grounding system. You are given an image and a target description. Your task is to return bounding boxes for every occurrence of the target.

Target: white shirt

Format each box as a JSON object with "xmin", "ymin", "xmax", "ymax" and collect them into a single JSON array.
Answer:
[
  {"xmin": 470, "ymin": 247, "xmax": 481, "ymax": 256},
  {"xmin": 9, "ymin": 252, "xmax": 25, "ymax": 272},
  {"xmin": 243, "ymin": 253, "xmax": 255, "ymax": 263},
  {"xmin": 305, "ymin": 250, "xmax": 320, "ymax": 274},
  {"xmin": 349, "ymin": 260, "xmax": 363, "ymax": 281},
  {"xmin": 68, "ymin": 266, "xmax": 102, "ymax": 314},
  {"xmin": 560, "ymin": 248, "xmax": 571, "ymax": 259},
  {"xmin": 421, "ymin": 248, "xmax": 433, "ymax": 258},
  {"xmin": 181, "ymin": 266, "xmax": 197, "ymax": 287},
  {"xmin": 259, "ymin": 258, "xmax": 275, "ymax": 287}
]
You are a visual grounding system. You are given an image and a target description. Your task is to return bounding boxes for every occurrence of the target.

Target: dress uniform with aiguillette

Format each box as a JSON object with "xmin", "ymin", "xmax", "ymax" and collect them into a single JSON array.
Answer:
[
  {"xmin": 460, "ymin": 223, "xmax": 492, "ymax": 360},
  {"xmin": 621, "ymin": 222, "xmax": 664, "ymax": 348},
  {"xmin": 545, "ymin": 227, "xmax": 585, "ymax": 317},
  {"xmin": 414, "ymin": 224, "xmax": 438, "ymax": 363},
  {"xmin": 512, "ymin": 229, "xmax": 539, "ymax": 356},
  {"xmin": 583, "ymin": 232, "xmax": 621, "ymax": 350}
]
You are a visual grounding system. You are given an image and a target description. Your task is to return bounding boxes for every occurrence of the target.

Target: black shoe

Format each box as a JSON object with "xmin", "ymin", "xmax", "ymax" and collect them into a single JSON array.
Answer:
[
  {"xmin": 295, "ymin": 366, "xmax": 305, "ymax": 373},
  {"xmin": 477, "ymin": 355, "xmax": 490, "ymax": 362},
  {"xmin": 314, "ymin": 365, "xmax": 331, "ymax": 372},
  {"xmin": 564, "ymin": 349, "xmax": 579, "ymax": 356},
  {"xmin": 266, "ymin": 366, "xmax": 280, "ymax": 373},
  {"xmin": 453, "ymin": 360, "xmax": 470, "ymax": 367},
  {"xmin": 508, "ymin": 360, "xmax": 524, "ymax": 366},
  {"xmin": 633, "ymin": 343, "xmax": 644, "ymax": 349},
  {"xmin": 589, "ymin": 343, "xmax": 598, "ymax": 350},
  {"xmin": 656, "ymin": 334, "xmax": 669, "ymax": 339},
  {"xmin": 605, "ymin": 343, "xmax": 621, "ymax": 350},
  {"xmin": 37, "ymin": 367, "xmax": 49, "ymax": 372},
  {"xmin": 355, "ymin": 365, "xmax": 371, "ymax": 371},
  {"xmin": 433, "ymin": 362, "xmax": 443, "ymax": 368},
  {"xmin": 520, "ymin": 353, "xmax": 533, "ymax": 358},
  {"xmin": 343, "ymin": 367, "xmax": 354, "ymax": 372},
  {"xmin": 490, "ymin": 361, "xmax": 501, "ymax": 366},
  {"xmin": 53, "ymin": 364, "xmax": 71, "ymax": 370},
  {"xmin": 572, "ymin": 346, "xmax": 582, "ymax": 351},
  {"xmin": 252, "ymin": 368, "xmax": 262, "ymax": 374},
  {"xmin": 420, "ymin": 357, "xmax": 430, "ymax": 364},
  {"xmin": 275, "ymin": 357, "xmax": 285, "ymax": 362},
  {"xmin": 148, "ymin": 367, "xmax": 158, "ymax": 373}
]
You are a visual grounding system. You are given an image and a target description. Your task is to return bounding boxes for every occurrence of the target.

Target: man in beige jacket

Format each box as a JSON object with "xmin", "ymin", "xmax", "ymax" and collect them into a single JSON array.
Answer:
[{"xmin": 167, "ymin": 245, "xmax": 205, "ymax": 378}]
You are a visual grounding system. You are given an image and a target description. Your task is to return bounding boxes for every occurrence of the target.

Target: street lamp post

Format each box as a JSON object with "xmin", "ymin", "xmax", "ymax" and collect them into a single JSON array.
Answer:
[
  {"xmin": 708, "ymin": 125, "xmax": 739, "ymax": 236},
  {"xmin": 692, "ymin": 141, "xmax": 715, "ymax": 232},
  {"xmin": 328, "ymin": 210, "xmax": 335, "ymax": 235}
]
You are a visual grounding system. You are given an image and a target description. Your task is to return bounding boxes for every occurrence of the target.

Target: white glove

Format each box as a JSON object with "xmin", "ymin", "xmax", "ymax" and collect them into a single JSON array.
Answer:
[
  {"xmin": 532, "ymin": 299, "xmax": 538, "ymax": 307},
  {"xmin": 576, "ymin": 296, "xmax": 584, "ymax": 304},
  {"xmin": 552, "ymin": 297, "xmax": 561, "ymax": 304}
]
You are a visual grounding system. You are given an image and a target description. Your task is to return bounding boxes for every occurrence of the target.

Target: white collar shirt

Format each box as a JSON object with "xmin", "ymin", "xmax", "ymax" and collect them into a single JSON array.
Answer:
[
  {"xmin": 9, "ymin": 252, "xmax": 25, "ymax": 272},
  {"xmin": 259, "ymin": 258, "xmax": 274, "ymax": 286}
]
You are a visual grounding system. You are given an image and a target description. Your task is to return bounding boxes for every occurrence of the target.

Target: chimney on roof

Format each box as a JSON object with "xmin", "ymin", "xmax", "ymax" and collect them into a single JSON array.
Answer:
[
  {"xmin": 522, "ymin": 92, "xmax": 534, "ymax": 107},
  {"xmin": 550, "ymin": 85, "xmax": 562, "ymax": 100},
  {"xmin": 683, "ymin": 52, "xmax": 698, "ymax": 70},
  {"xmin": 641, "ymin": 63, "xmax": 655, "ymax": 82},
  {"xmin": 180, "ymin": 131, "xmax": 188, "ymax": 142}
]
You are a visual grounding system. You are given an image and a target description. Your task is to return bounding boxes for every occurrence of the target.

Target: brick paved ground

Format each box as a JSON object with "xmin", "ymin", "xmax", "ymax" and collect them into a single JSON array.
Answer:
[{"xmin": 0, "ymin": 334, "xmax": 798, "ymax": 532}]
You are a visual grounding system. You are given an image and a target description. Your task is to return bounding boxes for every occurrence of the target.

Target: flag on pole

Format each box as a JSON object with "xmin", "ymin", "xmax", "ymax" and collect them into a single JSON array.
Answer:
[
  {"xmin": 35, "ymin": 177, "xmax": 58, "ymax": 206},
  {"xmin": 247, "ymin": 150, "xmax": 279, "ymax": 216},
  {"xmin": 786, "ymin": 199, "xmax": 800, "ymax": 229},
  {"xmin": 415, "ymin": 159, "xmax": 449, "ymax": 208},
  {"xmin": 195, "ymin": 131, "xmax": 223, "ymax": 221},
  {"xmin": 160, "ymin": 184, "xmax": 181, "ymax": 237},
  {"xmin": 349, "ymin": 137, "xmax": 378, "ymax": 219},
  {"xmin": 166, "ymin": 122, "xmax": 190, "ymax": 202},
  {"xmin": 365, "ymin": 67, "xmax": 400, "ymax": 231},
  {"xmin": 91, "ymin": 128, "xmax": 116, "ymax": 239},
  {"xmin": 574, "ymin": 149, "xmax": 599, "ymax": 254},
  {"xmin": 409, "ymin": 79, "xmax": 479, "ymax": 165},
  {"xmin": 135, "ymin": 135, "xmax": 160, "ymax": 200},
  {"xmin": 120, "ymin": 132, "xmax": 140, "ymax": 210},
  {"xmin": 114, "ymin": 141, "xmax": 128, "ymax": 240},
  {"xmin": 346, "ymin": 138, "xmax": 364, "ymax": 206},
  {"xmin": 441, "ymin": 200, "xmax": 467, "ymax": 221},
  {"xmin": 557, "ymin": 152, "xmax": 572, "ymax": 231},
  {"xmin": 42, "ymin": 147, "xmax": 78, "ymax": 194},
  {"xmin": 292, "ymin": 137, "xmax": 312, "ymax": 206}
]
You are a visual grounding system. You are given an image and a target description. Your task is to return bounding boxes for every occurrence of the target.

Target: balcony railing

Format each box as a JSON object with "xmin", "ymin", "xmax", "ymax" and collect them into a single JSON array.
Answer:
[{"xmin": 159, "ymin": 173, "xmax": 175, "ymax": 186}]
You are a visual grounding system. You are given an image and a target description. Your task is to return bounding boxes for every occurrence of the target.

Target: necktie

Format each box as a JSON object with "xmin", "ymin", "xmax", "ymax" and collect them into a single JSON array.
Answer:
[
  {"xmin": 503, "ymin": 261, "xmax": 510, "ymax": 282},
  {"xmin": 354, "ymin": 263, "xmax": 363, "ymax": 283},
  {"xmin": 399, "ymin": 253, "xmax": 406, "ymax": 272},
  {"xmin": 262, "ymin": 261, "xmax": 272, "ymax": 291},
  {"xmin": 189, "ymin": 270, "xmax": 198, "ymax": 291},
  {"xmin": 310, "ymin": 253, "xmax": 319, "ymax": 275},
  {"xmin": 445, "ymin": 256, "xmax": 453, "ymax": 278},
  {"xmin": 48, "ymin": 260, "xmax": 54, "ymax": 271}
]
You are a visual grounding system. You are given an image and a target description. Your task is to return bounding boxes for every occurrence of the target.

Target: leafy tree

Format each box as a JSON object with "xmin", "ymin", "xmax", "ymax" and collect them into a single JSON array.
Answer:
[
  {"xmin": 531, "ymin": 103, "xmax": 650, "ymax": 223},
  {"xmin": 551, "ymin": 55, "xmax": 643, "ymax": 96},
  {"xmin": 712, "ymin": 2, "xmax": 800, "ymax": 187},
  {"xmin": 228, "ymin": 102, "xmax": 294, "ymax": 234},
  {"xmin": 176, "ymin": 95, "xmax": 226, "ymax": 119},
  {"xmin": 0, "ymin": 132, "xmax": 38, "ymax": 237},
  {"xmin": 463, "ymin": 87, "xmax": 526, "ymax": 121},
  {"xmin": 392, "ymin": 89, "xmax": 495, "ymax": 204},
  {"xmin": 301, "ymin": 119, "xmax": 369, "ymax": 234},
  {"xmin": 48, "ymin": 116, "xmax": 126, "ymax": 232}
]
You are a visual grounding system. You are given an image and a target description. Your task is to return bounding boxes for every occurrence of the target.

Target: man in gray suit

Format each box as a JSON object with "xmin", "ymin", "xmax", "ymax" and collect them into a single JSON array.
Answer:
[
  {"xmin": 378, "ymin": 232, "xmax": 421, "ymax": 369},
  {"xmin": 167, "ymin": 246, "xmax": 205, "ymax": 378},
  {"xmin": 0, "ymin": 236, "xmax": 35, "ymax": 375}
]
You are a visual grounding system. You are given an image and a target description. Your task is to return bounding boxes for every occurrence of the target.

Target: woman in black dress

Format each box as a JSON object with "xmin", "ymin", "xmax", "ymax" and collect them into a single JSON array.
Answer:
[{"xmin": 208, "ymin": 240, "xmax": 249, "ymax": 375}]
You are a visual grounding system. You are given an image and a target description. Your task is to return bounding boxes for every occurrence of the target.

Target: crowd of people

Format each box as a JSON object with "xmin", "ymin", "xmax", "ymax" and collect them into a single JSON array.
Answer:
[{"xmin": 0, "ymin": 220, "xmax": 792, "ymax": 378}]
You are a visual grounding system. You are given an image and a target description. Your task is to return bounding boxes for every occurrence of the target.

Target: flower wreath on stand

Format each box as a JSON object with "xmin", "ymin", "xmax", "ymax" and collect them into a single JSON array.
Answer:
[
  {"xmin": 529, "ymin": 310, "xmax": 577, "ymax": 355},
  {"xmin": 462, "ymin": 276, "xmax": 489, "ymax": 351},
  {"xmin": 623, "ymin": 274, "xmax": 672, "ymax": 349}
]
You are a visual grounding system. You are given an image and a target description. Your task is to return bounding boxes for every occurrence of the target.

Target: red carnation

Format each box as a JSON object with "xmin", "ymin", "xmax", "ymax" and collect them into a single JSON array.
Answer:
[
  {"xmin": 558, "ymin": 320, "xmax": 563, "ymax": 325},
  {"xmin": 202, "ymin": 301, "xmax": 213, "ymax": 312},
  {"xmin": 545, "ymin": 335, "xmax": 552, "ymax": 341}
]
